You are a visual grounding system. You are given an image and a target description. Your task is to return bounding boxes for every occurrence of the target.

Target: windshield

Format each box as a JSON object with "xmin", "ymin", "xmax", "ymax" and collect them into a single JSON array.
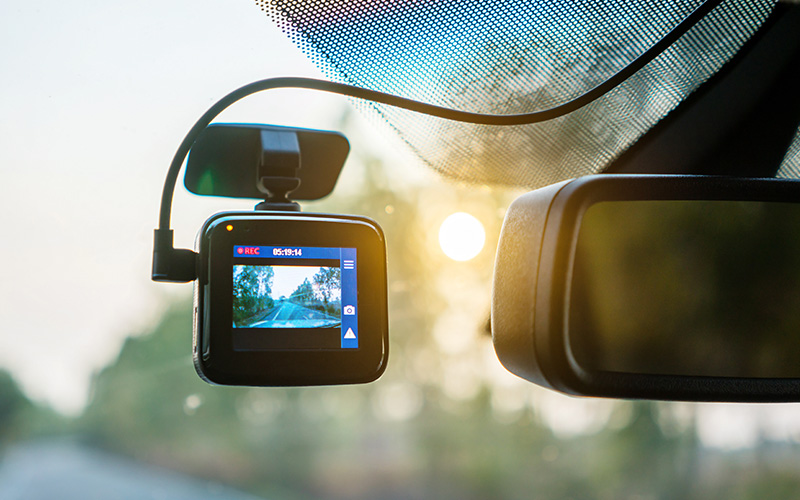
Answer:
[{"xmin": 2, "ymin": 1, "xmax": 800, "ymax": 499}]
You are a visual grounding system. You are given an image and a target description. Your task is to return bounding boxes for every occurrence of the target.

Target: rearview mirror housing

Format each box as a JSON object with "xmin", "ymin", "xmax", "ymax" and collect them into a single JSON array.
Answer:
[{"xmin": 492, "ymin": 175, "xmax": 800, "ymax": 402}]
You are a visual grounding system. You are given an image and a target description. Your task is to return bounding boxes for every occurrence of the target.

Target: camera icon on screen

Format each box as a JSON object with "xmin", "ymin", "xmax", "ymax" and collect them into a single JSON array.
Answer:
[{"xmin": 343, "ymin": 305, "xmax": 356, "ymax": 315}]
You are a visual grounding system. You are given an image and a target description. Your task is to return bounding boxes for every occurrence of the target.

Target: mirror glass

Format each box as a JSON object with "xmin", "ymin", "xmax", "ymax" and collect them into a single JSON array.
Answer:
[{"xmin": 569, "ymin": 200, "xmax": 800, "ymax": 378}]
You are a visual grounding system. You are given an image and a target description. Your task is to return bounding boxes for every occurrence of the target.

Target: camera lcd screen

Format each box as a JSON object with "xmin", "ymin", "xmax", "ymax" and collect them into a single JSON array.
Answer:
[{"xmin": 231, "ymin": 246, "xmax": 358, "ymax": 351}]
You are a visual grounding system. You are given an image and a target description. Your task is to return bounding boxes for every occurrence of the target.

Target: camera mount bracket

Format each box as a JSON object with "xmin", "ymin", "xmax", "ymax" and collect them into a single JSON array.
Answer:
[{"xmin": 254, "ymin": 129, "xmax": 302, "ymax": 212}]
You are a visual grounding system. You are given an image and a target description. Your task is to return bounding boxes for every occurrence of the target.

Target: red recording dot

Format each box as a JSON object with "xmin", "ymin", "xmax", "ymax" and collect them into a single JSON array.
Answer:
[{"xmin": 237, "ymin": 248, "xmax": 244, "ymax": 254}]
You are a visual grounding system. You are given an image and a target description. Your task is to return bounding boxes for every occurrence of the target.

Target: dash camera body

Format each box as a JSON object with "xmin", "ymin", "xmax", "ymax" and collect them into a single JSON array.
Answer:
[{"xmin": 194, "ymin": 211, "xmax": 388, "ymax": 386}]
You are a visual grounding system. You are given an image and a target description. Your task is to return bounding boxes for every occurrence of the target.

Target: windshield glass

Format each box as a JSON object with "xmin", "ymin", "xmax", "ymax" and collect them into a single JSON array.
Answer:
[{"xmin": 2, "ymin": 1, "xmax": 800, "ymax": 499}]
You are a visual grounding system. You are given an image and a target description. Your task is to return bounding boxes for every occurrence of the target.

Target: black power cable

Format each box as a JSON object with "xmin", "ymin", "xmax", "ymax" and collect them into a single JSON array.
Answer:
[{"xmin": 154, "ymin": 0, "xmax": 725, "ymax": 281}]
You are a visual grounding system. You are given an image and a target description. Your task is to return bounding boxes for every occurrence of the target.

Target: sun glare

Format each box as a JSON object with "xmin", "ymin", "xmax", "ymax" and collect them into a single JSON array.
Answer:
[{"xmin": 439, "ymin": 212, "xmax": 486, "ymax": 261}]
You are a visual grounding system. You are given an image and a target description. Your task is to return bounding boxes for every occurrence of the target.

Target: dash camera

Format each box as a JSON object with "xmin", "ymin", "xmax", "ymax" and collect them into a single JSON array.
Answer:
[
  {"xmin": 194, "ymin": 211, "xmax": 388, "ymax": 386},
  {"xmin": 153, "ymin": 121, "xmax": 389, "ymax": 386}
]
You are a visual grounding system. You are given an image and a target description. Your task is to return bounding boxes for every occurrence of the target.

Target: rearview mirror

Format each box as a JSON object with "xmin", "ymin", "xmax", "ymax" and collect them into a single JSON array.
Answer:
[{"xmin": 492, "ymin": 175, "xmax": 800, "ymax": 402}]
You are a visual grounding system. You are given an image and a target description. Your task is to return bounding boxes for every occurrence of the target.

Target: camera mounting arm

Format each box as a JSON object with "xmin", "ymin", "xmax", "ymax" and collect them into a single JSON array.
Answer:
[
  {"xmin": 151, "ymin": 76, "xmax": 499, "ymax": 283},
  {"xmin": 254, "ymin": 129, "xmax": 303, "ymax": 212},
  {"xmin": 150, "ymin": 76, "xmax": 458, "ymax": 283},
  {"xmin": 152, "ymin": 127, "xmax": 304, "ymax": 282}
]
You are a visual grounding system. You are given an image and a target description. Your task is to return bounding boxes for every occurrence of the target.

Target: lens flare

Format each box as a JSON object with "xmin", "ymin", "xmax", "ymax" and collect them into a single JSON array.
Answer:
[{"xmin": 438, "ymin": 212, "xmax": 485, "ymax": 261}]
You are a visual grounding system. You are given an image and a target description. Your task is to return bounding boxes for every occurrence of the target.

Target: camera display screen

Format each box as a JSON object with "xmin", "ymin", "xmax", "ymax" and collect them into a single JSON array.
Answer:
[{"xmin": 231, "ymin": 246, "xmax": 358, "ymax": 351}]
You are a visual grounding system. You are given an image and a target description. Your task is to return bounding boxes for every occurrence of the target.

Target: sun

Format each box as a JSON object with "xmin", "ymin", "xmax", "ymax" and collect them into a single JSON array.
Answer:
[{"xmin": 438, "ymin": 212, "xmax": 486, "ymax": 261}]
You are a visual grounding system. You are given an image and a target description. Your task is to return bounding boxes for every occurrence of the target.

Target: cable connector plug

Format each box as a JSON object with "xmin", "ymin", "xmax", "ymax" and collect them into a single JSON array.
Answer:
[{"xmin": 152, "ymin": 229, "xmax": 197, "ymax": 282}]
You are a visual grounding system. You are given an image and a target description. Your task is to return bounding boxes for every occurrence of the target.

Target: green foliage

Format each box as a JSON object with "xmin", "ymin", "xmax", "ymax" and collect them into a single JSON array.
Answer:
[
  {"xmin": 0, "ymin": 369, "xmax": 70, "ymax": 450},
  {"xmin": 289, "ymin": 278, "xmax": 314, "ymax": 302},
  {"xmin": 0, "ymin": 371, "xmax": 28, "ymax": 428},
  {"xmin": 0, "ymin": 370, "xmax": 32, "ymax": 445},
  {"xmin": 233, "ymin": 265, "xmax": 275, "ymax": 326},
  {"xmin": 313, "ymin": 267, "xmax": 341, "ymax": 311}
]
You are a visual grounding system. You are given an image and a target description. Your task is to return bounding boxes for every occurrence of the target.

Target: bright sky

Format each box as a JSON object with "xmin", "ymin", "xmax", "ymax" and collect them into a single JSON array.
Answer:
[{"xmin": 271, "ymin": 266, "xmax": 323, "ymax": 299}]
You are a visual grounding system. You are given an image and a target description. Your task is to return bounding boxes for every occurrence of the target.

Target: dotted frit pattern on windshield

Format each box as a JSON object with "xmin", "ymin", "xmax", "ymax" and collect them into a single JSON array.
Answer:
[
  {"xmin": 777, "ymin": 127, "xmax": 800, "ymax": 179},
  {"xmin": 255, "ymin": 0, "xmax": 775, "ymax": 188}
]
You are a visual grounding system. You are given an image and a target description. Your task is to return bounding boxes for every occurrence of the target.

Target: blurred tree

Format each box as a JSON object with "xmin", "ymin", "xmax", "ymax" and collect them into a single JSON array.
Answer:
[
  {"xmin": 0, "ymin": 370, "xmax": 32, "ymax": 446},
  {"xmin": 313, "ymin": 267, "xmax": 341, "ymax": 305},
  {"xmin": 233, "ymin": 265, "xmax": 275, "ymax": 326},
  {"xmin": 290, "ymin": 278, "xmax": 314, "ymax": 303}
]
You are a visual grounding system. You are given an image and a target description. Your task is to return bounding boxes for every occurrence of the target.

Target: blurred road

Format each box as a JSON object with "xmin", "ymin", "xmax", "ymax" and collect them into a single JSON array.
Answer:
[{"xmin": 0, "ymin": 440, "xmax": 268, "ymax": 500}]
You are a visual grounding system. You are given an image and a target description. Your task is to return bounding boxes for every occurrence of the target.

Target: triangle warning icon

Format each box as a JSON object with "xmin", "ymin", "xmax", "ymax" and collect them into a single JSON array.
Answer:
[{"xmin": 344, "ymin": 328, "xmax": 357, "ymax": 339}]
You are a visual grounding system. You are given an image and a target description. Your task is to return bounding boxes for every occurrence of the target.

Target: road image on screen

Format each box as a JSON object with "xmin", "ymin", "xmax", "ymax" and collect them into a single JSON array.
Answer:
[{"xmin": 232, "ymin": 265, "xmax": 342, "ymax": 329}]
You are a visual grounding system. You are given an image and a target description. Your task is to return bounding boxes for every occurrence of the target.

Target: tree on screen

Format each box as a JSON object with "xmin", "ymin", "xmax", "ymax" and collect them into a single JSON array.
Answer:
[
  {"xmin": 233, "ymin": 266, "xmax": 275, "ymax": 325},
  {"xmin": 312, "ymin": 267, "xmax": 341, "ymax": 301},
  {"xmin": 290, "ymin": 278, "xmax": 314, "ymax": 304},
  {"xmin": 313, "ymin": 267, "xmax": 341, "ymax": 316}
]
